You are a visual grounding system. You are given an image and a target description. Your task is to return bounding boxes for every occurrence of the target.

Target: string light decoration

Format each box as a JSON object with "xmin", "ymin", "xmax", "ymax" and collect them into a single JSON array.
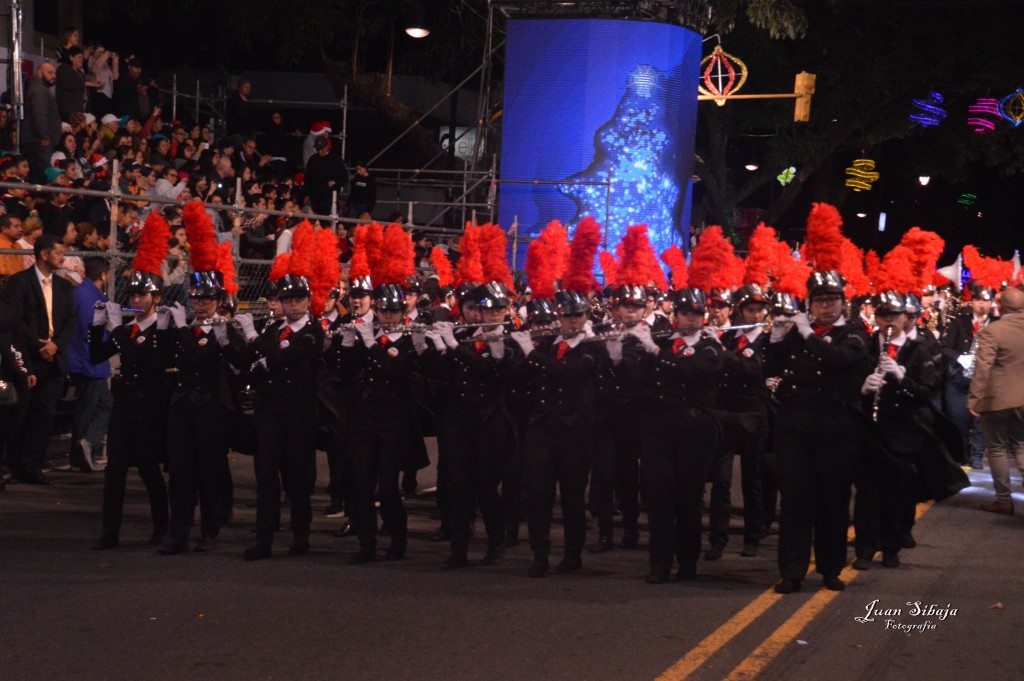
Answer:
[
  {"xmin": 998, "ymin": 87, "xmax": 1024, "ymax": 127},
  {"xmin": 957, "ymin": 192, "xmax": 977, "ymax": 208},
  {"xmin": 845, "ymin": 159, "xmax": 880, "ymax": 191},
  {"xmin": 967, "ymin": 98, "xmax": 1001, "ymax": 133},
  {"xmin": 910, "ymin": 92, "xmax": 948, "ymax": 127},
  {"xmin": 697, "ymin": 45, "xmax": 748, "ymax": 107},
  {"xmin": 777, "ymin": 166, "xmax": 796, "ymax": 186}
]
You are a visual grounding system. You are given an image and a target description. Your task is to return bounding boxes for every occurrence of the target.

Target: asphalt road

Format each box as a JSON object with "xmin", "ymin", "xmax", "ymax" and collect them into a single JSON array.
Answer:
[{"xmin": 2, "ymin": 439, "xmax": 1022, "ymax": 681}]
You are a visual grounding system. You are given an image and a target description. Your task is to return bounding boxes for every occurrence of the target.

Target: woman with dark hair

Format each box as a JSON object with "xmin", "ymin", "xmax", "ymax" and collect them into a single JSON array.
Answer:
[
  {"xmin": 0, "ymin": 106, "xmax": 16, "ymax": 152},
  {"xmin": 75, "ymin": 221, "xmax": 101, "ymax": 252}
]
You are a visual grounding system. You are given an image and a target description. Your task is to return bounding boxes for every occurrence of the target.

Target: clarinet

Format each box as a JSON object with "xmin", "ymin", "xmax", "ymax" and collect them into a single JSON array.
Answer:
[{"xmin": 872, "ymin": 326, "xmax": 894, "ymax": 422}]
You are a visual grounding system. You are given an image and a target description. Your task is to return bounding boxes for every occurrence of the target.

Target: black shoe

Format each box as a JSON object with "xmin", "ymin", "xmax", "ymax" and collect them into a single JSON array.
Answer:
[
  {"xmin": 881, "ymin": 552, "xmax": 900, "ymax": 568},
  {"xmin": 92, "ymin": 536, "xmax": 119, "ymax": 550},
  {"xmin": 620, "ymin": 534, "xmax": 639, "ymax": 549},
  {"xmin": 703, "ymin": 546, "xmax": 724, "ymax": 561},
  {"xmin": 901, "ymin": 533, "xmax": 917, "ymax": 549},
  {"xmin": 194, "ymin": 536, "xmax": 218, "ymax": 552},
  {"xmin": 527, "ymin": 557, "xmax": 549, "ymax": 578},
  {"xmin": 349, "ymin": 547, "xmax": 376, "ymax": 564},
  {"xmin": 289, "ymin": 537, "xmax": 310, "ymax": 556},
  {"xmin": 324, "ymin": 502, "xmax": 345, "ymax": 518},
  {"xmin": 70, "ymin": 440, "xmax": 88, "ymax": 472},
  {"xmin": 852, "ymin": 557, "xmax": 872, "ymax": 571},
  {"xmin": 504, "ymin": 533, "xmax": 519, "ymax": 548},
  {"xmin": 20, "ymin": 470, "xmax": 51, "ymax": 486},
  {"xmin": 157, "ymin": 537, "xmax": 188, "ymax": 555},
  {"xmin": 823, "ymin": 576, "xmax": 846, "ymax": 591},
  {"xmin": 676, "ymin": 566, "xmax": 697, "ymax": 581},
  {"xmin": 429, "ymin": 526, "xmax": 450, "ymax": 542},
  {"xmin": 589, "ymin": 535, "xmax": 614, "ymax": 553},
  {"xmin": 740, "ymin": 543, "xmax": 759, "ymax": 557},
  {"xmin": 646, "ymin": 571, "xmax": 670, "ymax": 584},
  {"xmin": 244, "ymin": 544, "xmax": 272, "ymax": 561},
  {"xmin": 385, "ymin": 537, "xmax": 407, "ymax": 561},
  {"xmin": 556, "ymin": 553, "xmax": 582, "ymax": 573},
  {"xmin": 441, "ymin": 553, "xmax": 468, "ymax": 570},
  {"xmin": 332, "ymin": 520, "xmax": 356, "ymax": 538},
  {"xmin": 774, "ymin": 578, "xmax": 802, "ymax": 594},
  {"xmin": 482, "ymin": 544, "xmax": 505, "ymax": 566}
]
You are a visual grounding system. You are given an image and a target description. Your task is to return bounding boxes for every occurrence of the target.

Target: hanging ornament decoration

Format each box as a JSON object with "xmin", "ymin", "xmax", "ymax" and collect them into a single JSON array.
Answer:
[
  {"xmin": 997, "ymin": 87, "xmax": 1024, "ymax": 127},
  {"xmin": 845, "ymin": 159, "xmax": 880, "ymax": 191},
  {"xmin": 967, "ymin": 98, "xmax": 1001, "ymax": 134},
  {"xmin": 697, "ymin": 45, "xmax": 749, "ymax": 107},
  {"xmin": 957, "ymin": 192, "xmax": 977, "ymax": 208},
  {"xmin": 777, "ymin": 166, "xmax": 796, "ymax": 186},
  {"xmin": 909, "ymin": 92, "xmax": 948, "ymax": 127}
]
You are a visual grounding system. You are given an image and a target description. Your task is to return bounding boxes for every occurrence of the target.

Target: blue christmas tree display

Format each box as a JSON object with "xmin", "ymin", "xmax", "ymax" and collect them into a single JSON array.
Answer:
[{"xmin": 558, "ymin": 64, "xmax": 682, "ymax": 254}]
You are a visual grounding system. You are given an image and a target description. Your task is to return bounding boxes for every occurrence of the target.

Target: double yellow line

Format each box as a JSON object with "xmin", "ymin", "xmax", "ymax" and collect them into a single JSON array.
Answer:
[{"xmin": 657, "ymin": 501, "xmax": 935, "ymax": 681}]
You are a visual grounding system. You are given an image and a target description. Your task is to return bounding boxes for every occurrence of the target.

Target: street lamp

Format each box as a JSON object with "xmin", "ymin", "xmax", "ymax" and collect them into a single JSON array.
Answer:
[
  {"xmin": 405, "ymin": 3, "xmax": 430, "ymax": 38},
  {"xmin": 744, "ymin": 164, "xmax": 758, "ymax": 171},
  {"xmin": 918, "ymin": 176, "xmax": 931, "ymax": 186}
]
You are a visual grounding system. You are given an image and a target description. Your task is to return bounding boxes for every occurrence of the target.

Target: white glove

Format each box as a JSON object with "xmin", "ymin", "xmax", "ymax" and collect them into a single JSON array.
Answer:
[
  {"xmin": 606, "ymin": 337, "xmax": 623, "ymax": 361},
  {"xmin": 156, "ymin": 306, "xmax": 171, "ymax": 330},
  {"xmin": 793, "ymin": 312, "xmax": 814, "ymax": 339},
  {"xmin": 510, "ymin": 330, "xmax": 534, "ymax": 356},
  {"xmin": 626, "ymin": 324, "xmax": 658, "ymax": 354},
  {"xmin": 582, "ymin": 322, "xmax": 596, "ymax": 339},
  {"xmin": 235, "ymin": 313, "xmax": 257, "ymax": 341},
  {"xmin": 770, "ymin": 319, "xmax": 792, "ymax": 343},
  {"xmin": 488, "ymin": 338, "xmax": 505, "ymax": 360},
  {"xmin": 355, "ymin": 320, "xmax": 375, "ymax": 348},
  {"xmin": 765, "ymin": 376, "xmax": 782, "ymax": 391},
  {"xmin": 169, "ymin": 302, "xmax": 187, "ymax": 329},
  {"xmin": 861, "ymin": 371, "xmax": 884, "ymax": 394},
  {"xmin": 341, "ymin": 327, "xmax": 357, "ymax": 348},
  {"xmin": 105, "ymin": 301, "xmax": 123, "ymax": 329},
  {"xmin": 879, "ymin": 355, "xmax": 906, "ymax": 381},
  {"xmin": 92, "ymin": 304, "xmax": 107, "ymax": 327},
  {"xmin": 412, "ymin": 329, "xmax": 428, "ymax": 353},
  {"xmin": 434, "ymin": 321, "xmax": 458, "ymax": 350},
  {"xmin": 213, "ymin": 321, "xmax": 230, "ymax": 347}
]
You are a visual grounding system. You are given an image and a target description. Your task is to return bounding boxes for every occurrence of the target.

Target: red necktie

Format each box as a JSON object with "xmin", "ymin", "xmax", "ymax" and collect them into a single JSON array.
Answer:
[
  {"xmin": 556, "ymin": 341, "xmax": 569, "ymax": 360},
  {"xmin": 280, "ymin": 327, "xmax": 292, "ymax": 341},
  {"xmin": 193, "ymin": 327, "xmax": 204, "ymax": 338},
  {"xmin": 405, "ymin": 317, "xmax": 411, "ymax": 327},
  {"xmin": 886, "ymin": 344, "xmax": 899, "ymax": 360},
  {"xmin": 737, "ymin": 335, "xmax": 748, "ymax": 350},
  {"xmin": 129, "ymin": 323, "xmax": 140, "ymax": 339},
  {"xmin": 379, "ymin": 335, "xmax": 390, "ymax": 347},
  {"xmin": 717, "ymin": 330, "xmax": 724, "ymax": 339},
  {"xmin": 321, "ymin": 318, "xmax": 330, "ymax": 331},
  {"xmin": 814, "ymin": 325, "xmax": 833, "ymax": 336},
  {"xmin": 672, "ymin": 338, "xmax": 686, "ymax": 355},
  {"xmin": 355, "ymin": 317, "xmax": 364, "ymax": 325},
  {"xmin": 474, "ymin": 341, "xmax": 487, "ymax": 354},
  {"xmin": 973, "ymin": 321, "xmax": 980, "ymax": 333}
]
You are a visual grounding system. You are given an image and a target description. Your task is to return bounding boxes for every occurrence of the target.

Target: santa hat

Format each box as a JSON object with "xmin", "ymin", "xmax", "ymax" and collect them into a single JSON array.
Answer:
[
  {"xmin": 90, "ymin": 154, "xmax": 108, "ymax": 169},
  {"xmin": 310, "ymin": 121, "xmax": 332, "ymax": 136}
]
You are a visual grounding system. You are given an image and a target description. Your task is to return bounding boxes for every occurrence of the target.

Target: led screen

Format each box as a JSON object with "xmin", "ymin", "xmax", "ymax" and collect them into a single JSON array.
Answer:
[{"xmin": 499, "ymin": 19, "xmax": 702, "ymax": 269}]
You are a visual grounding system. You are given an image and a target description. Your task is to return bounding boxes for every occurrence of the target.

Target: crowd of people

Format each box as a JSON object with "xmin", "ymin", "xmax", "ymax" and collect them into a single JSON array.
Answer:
[{"xmin": 2, "ymin": 195, "xmax": 1021, "ymax": 594}]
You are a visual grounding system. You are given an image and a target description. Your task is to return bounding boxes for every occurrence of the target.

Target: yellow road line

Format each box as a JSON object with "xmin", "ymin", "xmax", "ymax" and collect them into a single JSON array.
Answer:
[{"xmin": 656, "ymin": 500, "xmax": 935, "ymax": 681}]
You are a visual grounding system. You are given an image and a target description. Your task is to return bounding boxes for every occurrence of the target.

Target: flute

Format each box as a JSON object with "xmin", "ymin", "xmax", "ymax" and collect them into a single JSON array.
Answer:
[{"xmin": 872, "ymin": 326, "xmax": 894, "ymax": 422}]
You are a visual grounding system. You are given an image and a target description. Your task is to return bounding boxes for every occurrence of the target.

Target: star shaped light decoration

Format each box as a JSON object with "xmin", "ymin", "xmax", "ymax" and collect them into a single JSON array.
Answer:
[{"xmin": 777, "ymin": 166, "xmax": 796, "ymax": 186}]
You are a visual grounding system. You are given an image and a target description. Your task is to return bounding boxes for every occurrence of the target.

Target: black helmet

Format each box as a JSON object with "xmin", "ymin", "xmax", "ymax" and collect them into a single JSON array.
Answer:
[
  {"xmin": 125, "ymin": 271, "xmax": 162, "ymax": 294},
  {"xmin": 555, "ymin": 289, "xmax": 589, "ymax": 315},
  {"xmin": 769, "ymin": 291, "xmax": 800, "ymax": 316},
  {"xmin": 455, "ymin": 281, "xmax": 480, "ymax": 306},
  {"xmin": 404, "ymin": 276, "xmax": 423, "ymax": 294},
  {"xmin": 673, "ymin": 288, "xmax": 707, "ymax": 314},
  {"xmin": 276, "ymin": 274, "xmax": 310, "ymax": 300},
  {"xmin": 708, "ymin": 288, "xmax": 733, "ymax": 307},
  {"xmin": 372, "ymin": 283, "xmax": 406, "ymax": 312},
  {"xmin": 733, "ymin": 283, "xmax": 768, "ymax": 308},
  {"xmin": 806, "ymin": 270, "xmax": 847, "ymax": 298},
  {"xmin": 608, "ymin": 284, "xmax": 647, "ymax": 307},
  {"xmin": 190, "ymin": 270, "xmax": 224, "ymax": 299},
  {"xmin": 904, "ymin": 292, "xmax": 922, "ymax": 316},
  {"xmin": 872, "ymin": 290, "xmax": 908, "ymax": 315},
  {"xmin": 969, "ymin": 282, "xmax": 995, "ymax": 301},
  {"xmin": 350, "ymin": 275, "xmax": 373, "ymax": 296},
  {"xmin": 525, "ymin": 298, "xmax": 557, "ymax": 325},
  {"xmin": 472, "ymin": 281, "xmax": 511, "ymax": 309}
]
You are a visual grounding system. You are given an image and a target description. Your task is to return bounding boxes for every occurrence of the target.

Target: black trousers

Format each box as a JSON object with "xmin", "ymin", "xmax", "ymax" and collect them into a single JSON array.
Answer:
[
  {"xmin": 165, "ymin": 398, "xmax": 230, "ymax": 543},
  {"xmin": 325, "ymin": 391, "xmax": 354, "ymax": 508},
  {"xmin": 589, "ymin": 404, "xmax": 641, "ymax": 540},
  {"xmin": 641, "ymin": 409, "xmax": 718, "ymax": 578},
  {"xmin": 101, "ymin": 395, "xmax": 169, "ymax": 540},
  {"xmin": 854, "ymin": 481, "xmax": 914, "ymax": 558},
  {"xmin": 708, "ymin": 413, "xmax": 767, "ymax": 548},
  {"xmin": 502, "ymin": 415, "xmax": 528, "ymax": 540},
  {"xmin": 774, "ymin": 404, "xmax": 861, "ymax": 581},
  {"xmin": 254, "ymin": 411, "xmax": 317, "ymax": 544},
  {"xmin": 522, "ymin": 415, "xmax": 592, "ymax": 559},
  {"xmin": 445, "ymin": 406, "xmax": 510, "ymax": 555},
  {"xmin": 10, "ymin": 364, "xmax": 63, "ymax": 475},
  {"xmin": 348, "ymin": 412, "xmax": 408, "ymax": 549}
]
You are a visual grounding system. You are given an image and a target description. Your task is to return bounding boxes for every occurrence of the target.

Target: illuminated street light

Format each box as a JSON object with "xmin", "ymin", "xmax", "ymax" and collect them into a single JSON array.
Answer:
[{"xmin": 918, "ymin": 176, "xmax": 931, "ymax": 186}]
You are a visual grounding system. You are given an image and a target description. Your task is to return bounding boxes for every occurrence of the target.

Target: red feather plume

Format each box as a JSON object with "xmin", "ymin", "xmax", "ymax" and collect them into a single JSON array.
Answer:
[
  {"xmin": 131, "ymin": 210, "xmax": 172, "ymax": 277},
  {"xmin": 269, "ymin": 253, "xmax": 291, "ymax": 282},
  {"xmin": 374, "ymin": 223, "xmax": 415, "ymax": 286},
  {"xmin": 616, "ymin": 224, "xmax": 657, "ymax": 287},
  {"xmin": 308, "ymin": 228, "xmax": 340, "ymax": 316},
  {"xmin": 899, "ymin": 227, "xmax": 945, "ymax": 294},
  {"xmin": 288, "ymin": 221, "xmax": 317, "ymax": 279},
  {"xmin": 216, "ymin": 241, "xmax": 238, "ymax": 296},
  {"xmin": 689, "ymin": 225, "xmax": 742, "ymax": 293},
  {"xmin": 803, "ymin": 202, "xmax": 845, "ymax": 271},
  {"xmin": 598, "ymin": 251, "xmax": 618, "ymax": 285},
  {"xmin": 743, "ymin": 223, "xmax": 779, "ymax": 287},
  {"xmin": 478, "ymin": 224, "xmax": 513, "ymax": 289},
  {"xmin": 875, "ymin": 245, "xmax": 919, "ymax": 293},
  {"xmin": 864, "ymin": 249, "xmax": 881, "ymax": 292},
  {"xmin": 839, "ymin": 240, "xmax": 872, "ymax": 298},
  {"xmin": 562, "ymin": 217, "xmax": 602, "ymax": 294},
  {"xmin": 525, "ymin": 224, "xmax": 562, "ymax": 300},
  {"xmin": 183, "ymin": 200, "xmax": 220, "ymax": 272},
  {"xmin": 454, "ymin": 225, "xmax": 485, "ymax": 286},
  {"xmin": 539, "ymin": 220, "xmax": 570, "ymax": 281},
  {"xmin": 431, "ymin": 246, "xmax": 454, "ymax": 288},
  {"xmin": 964, "ymin": 245, "xmax": 1013, "ymax": 289},
  {"xmin": 660, "ymin": 245, "xmax": 689, "ymax": 291},
  {"xmin": 773, "ymin": 247, "xmax": 811, "ymax": 299},
  {"xmin": 348, "ymin": 224, "xmax": 374, "ymax": 282}
]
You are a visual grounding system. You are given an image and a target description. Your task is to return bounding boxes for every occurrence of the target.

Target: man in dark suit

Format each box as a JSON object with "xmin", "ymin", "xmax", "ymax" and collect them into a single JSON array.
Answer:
[{"xmin": 1, "ymin": 234, "xmax": 77, "ymax": 484}]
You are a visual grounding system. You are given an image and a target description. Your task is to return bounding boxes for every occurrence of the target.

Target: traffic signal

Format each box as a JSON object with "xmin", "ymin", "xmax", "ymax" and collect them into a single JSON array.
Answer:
[{"xmin": 794, "ymin": 72, "xmax": 816, "ymax": 123}]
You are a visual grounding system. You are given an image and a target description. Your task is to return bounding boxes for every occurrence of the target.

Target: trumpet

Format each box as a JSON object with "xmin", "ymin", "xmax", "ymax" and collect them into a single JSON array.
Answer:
[{"xmin": 872, "ymin": 325, "xmax": 894, "ymax": 422}]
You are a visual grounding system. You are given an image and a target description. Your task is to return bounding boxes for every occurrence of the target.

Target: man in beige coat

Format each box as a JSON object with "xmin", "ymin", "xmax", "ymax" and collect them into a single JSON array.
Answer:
[{"xmin": 968, "ymin": 287, "xmax": 1024, "ymax": 514}]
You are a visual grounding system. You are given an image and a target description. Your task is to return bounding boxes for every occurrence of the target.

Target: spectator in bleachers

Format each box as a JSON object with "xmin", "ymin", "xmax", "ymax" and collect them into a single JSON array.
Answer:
[
  {"xmin": 18, "ymin": 218, "xmax": 43, "ymax": 271},
  {"xmin": 0, "ymin": 215, "xmax": 24, "ymax": 280},
  {"xmin": 23, "ymin": 62, "xmax": 61, "ymax": 183},
  {"xmin": 173, "ymin": 139, "xmax": 199, "ymax": 173},
  {"xmin": 0, "ymin": 105, "xmax": 16, "ymax": 152},
  {"xmin": 149, "ymin": 135, "xmax": 172, "ymax": 170},
  {"xmin": 304, "ymin": 135, "xmax": 347, "ymax": 217},
  {"xmin": 235, "ymin": 137, "xmax": 271, "ymax": 175},
  {"xmin": 39, "ymin": 190, "xmax": 77, "ymax": 238},
  {"xmin": 150, "ymin": 167, "xmax": 188, "ymax": 202},
  {"xmin": 87, "ymin": 44, "xmax": 119, "ymax": 118},
  {"xmin": 56, "ymin": 27, "xmax": 80, "ymax": 65},
  {"xmin": 113, "ymin": 57, "xmax": 144, "ymax": 120},
  {"xmin": 57, "ymin": 221, "xmax": 84, "ymax": 285},
  {"xmin": 56, "ymin": 47, "xmax": 96, "ymax": 123},
  {"xmin": 75, "ymin": 222, "xmax": 102, "ymax": 252},
  {"xmin": 226, "ymin": 80, "xmax": 255, "ymax": 138},
  {"xmin": 68, "ymin": 256, "xmax": 112, "ymax": 472},
  {"xmin": 1, "ymin": 179, "xmax": 31, "ymax": 220}
]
